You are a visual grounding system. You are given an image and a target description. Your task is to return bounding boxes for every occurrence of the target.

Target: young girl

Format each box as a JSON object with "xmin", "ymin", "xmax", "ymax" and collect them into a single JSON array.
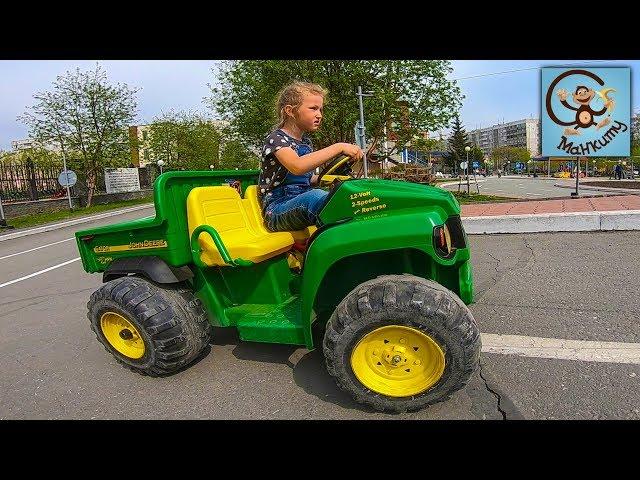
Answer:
[{"xmin": 259, "ymin": 81, "xmax": 363, "ymax": 232}]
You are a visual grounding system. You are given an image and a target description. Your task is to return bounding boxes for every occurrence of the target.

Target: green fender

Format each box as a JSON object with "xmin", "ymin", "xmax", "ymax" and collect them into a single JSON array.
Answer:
[{"xmin": 300, "ymin": 209, "xmax": 452, "ymax": 348}]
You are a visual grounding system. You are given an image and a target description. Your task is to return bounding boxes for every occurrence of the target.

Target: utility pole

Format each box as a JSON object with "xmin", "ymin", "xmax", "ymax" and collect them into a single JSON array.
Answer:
[
  {"xmin": 61, "ymin": 146, "xmax": 73, "ymax": 210},
  {"xmin": 357, "ymin": 86, "xmax": 373, "ymax": 178},
  {"xmin": 0, "ymin": 193, "xmax": 7, "ymax": 228},
  {"xmin": 572, "ymin": 156, "xmax": 580, "ymax": 197}
]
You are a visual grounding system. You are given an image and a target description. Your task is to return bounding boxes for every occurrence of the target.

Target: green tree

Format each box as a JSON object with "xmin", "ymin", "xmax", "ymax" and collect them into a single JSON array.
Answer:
[
  {"xmin": 208, "ymin": 60, "xmax": 462, "ymax": 157},
  {"xmin": 19, "ymin": 63, "xmax": 139, "ymax": 206},
  {"xmin": 471, "ymin": 146, "xmax": 485, "ymax": 163},
  {"xmin": 218, "ymin": 138, "xmax": 260, "ymax": 171},
  {"xmin": 444, "ymin": 115, "xmax": 469, "ymax": 172},
  {"xmin": 146, "ymin": 111, "xmax": 222, "ymax": 170},
  {"xmin": 0, "ymin": 146, "xmax": 61, "ymax": 167},
  {"xmin": 490, "ymin": 146, "xmax": 530, "ymax": 171},
  {"xmin": 631, "ymin": 113, "xmax": 640, "ymax": 157}
]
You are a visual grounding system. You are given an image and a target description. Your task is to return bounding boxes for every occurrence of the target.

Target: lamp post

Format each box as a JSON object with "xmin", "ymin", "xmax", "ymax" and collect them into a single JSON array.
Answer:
[
  {"xmin": 209, "ymin": 165, "xmax": 215, "ymax": 171},
  {"xmin": 592, "ymin": 159, "xmax": 596, "ymax": 177},
  {"xmin": 157, "ymin": 159, "xmax": 165, "ymax": 175},
  {"xmin": 0, "ymin": 193, "xmax": 7, "ymax": 228},
  {"xmin": 464, "ymin": 146, "xmax": 471, "ymax": 194},
  {"xmin": 527, "ymin": 159, "xmax": 532, "ymax": 176},
  {"xmin": 356, "ymin": 86, "xmax": 373, "ymax": 178}
]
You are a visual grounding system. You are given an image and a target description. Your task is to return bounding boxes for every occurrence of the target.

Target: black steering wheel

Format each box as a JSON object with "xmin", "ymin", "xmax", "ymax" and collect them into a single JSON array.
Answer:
[{"xmin": 317, "ymin": 155, "xmax": 353, "ymax": 186}]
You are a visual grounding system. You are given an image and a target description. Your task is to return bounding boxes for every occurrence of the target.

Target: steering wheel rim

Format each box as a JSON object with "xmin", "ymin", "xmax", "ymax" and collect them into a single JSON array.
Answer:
[{"xmin": 318, "ymin": 155, "xmax": 352, "ymax": 183}]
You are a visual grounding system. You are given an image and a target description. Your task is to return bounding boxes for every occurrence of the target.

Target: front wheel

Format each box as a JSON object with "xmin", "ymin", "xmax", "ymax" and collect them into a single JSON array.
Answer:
[{"xmin": 323, "ymin": 274, "xmax": 481, "ymax": 413}]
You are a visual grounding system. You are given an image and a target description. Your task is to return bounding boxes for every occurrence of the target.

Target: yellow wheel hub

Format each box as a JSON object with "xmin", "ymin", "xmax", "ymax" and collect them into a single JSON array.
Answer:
[
  {"xmin": 350, "ymin": 325, "xmax": 445, "ymax": 397},
  {"xmin": 100, "ymin": 312, "xmax": 145, "ymax": 359}
]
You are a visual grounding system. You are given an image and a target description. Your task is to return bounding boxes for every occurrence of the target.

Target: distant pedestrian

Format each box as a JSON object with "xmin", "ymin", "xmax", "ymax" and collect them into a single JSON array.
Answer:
[{"xmin": 615, "ymin": 163, "xmax": 622, "ymax": 180}]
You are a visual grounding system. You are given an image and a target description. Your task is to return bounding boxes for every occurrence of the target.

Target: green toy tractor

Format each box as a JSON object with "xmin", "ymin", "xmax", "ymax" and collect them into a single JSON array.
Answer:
[{"xmin": 76, "ymin": 157, "xmax": 480, "ymax": 413}]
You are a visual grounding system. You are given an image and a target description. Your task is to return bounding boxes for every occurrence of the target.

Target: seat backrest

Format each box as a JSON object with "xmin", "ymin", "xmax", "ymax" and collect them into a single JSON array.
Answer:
[
  {"xmin": 187, "ymin": 186, "xmax": 250, "ymax": 238},
  {"xmin": 244, "ymin": 185, "xmax": 270, "ymax": 235}
]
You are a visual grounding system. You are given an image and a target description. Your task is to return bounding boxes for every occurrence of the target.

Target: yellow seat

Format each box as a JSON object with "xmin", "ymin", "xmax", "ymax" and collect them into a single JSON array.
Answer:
[
  {"xmin": 187, "ymin": 186, "xmax": 294, "ymax": 267},
  {"xmin": 243, "ymin": 185, "xmax": 317, "ymax": 242}
]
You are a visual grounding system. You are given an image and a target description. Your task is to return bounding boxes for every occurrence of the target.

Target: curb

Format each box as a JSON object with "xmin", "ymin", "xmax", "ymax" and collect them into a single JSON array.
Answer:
[
  {"xmin": 553, "ymin": 184, "xmax": 640, "ymax": 194},
  {"xmin": 462, "ymin": 209, "xmax": 640, "ymax": 234},
  {"xmin": 0, "ymin": 203, "xmax": 155, "ymax": 242}
]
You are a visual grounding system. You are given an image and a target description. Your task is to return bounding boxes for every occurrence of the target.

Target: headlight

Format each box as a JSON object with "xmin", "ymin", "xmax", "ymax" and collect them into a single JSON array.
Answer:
[{"xmin": 433, "ymin": 223, "xmax": 454, "ymax": 258}]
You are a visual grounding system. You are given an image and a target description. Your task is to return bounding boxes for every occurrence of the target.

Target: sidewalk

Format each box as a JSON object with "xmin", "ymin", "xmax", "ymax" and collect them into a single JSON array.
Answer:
[{"xmin": 461, "ymin": 195, "xmax": 640, "ymax": 234}]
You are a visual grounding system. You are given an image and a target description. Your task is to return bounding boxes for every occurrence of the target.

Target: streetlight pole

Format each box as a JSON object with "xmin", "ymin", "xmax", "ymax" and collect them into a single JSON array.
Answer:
[
  {"xmin": 572, "ymin": 156, "xmax": 580, "ymax": 197},
  {"xmin": 0, "ymin": 192, "xmax": 7, "ymax": 227},
  {"xmin": 357, "ymin": 86, "xmax": 373, "ymax": 178},
  {"xmin": 464, "ymin": 146, "xmax": 471, "ymax": 194},
  {"xmin": 157, "ymin": 159, "xmax": 165, "ymax": 175}
]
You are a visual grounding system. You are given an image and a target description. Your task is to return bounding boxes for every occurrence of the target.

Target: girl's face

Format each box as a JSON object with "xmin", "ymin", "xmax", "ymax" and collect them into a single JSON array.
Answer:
[{"xmin": 289, "ymin": 93, "xmax": 323, "ymax": 132}]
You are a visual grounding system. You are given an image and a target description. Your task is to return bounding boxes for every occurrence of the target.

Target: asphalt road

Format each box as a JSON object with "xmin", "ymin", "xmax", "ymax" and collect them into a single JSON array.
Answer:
[
  {"xmin": 1, "ymin": 207, "xmax": 638, "ymax": 419},
  {"xmin": 442, "ymin": 176, "xmax": 628, "ymax": 199}
]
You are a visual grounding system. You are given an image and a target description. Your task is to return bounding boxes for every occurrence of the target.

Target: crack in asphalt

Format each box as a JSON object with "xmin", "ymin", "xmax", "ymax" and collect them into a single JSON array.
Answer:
[
  {"xmin": 486, "ymin": 251, "xmax": 501, "ymax": 284},
  {"xmin": 471, "ymin": 300, "xmax": 637, "ymax": 315},
  {"xmin": 478, "ymin": 359, "xmax": 507, "ymax": 420},
  {"xmin": 473, "ymin": 252, "xmax": 502, "ymax": 300},
  {"xmin": 0, "ymin": 299, "xmax": 51, "ymax": 319},
  {"xmin": 522, "ymin": 237, "xmax": 535, "ymax": 267},
  {"xmin": 0, "ymin": 287, "xmax": 96, "ymax": 308}
]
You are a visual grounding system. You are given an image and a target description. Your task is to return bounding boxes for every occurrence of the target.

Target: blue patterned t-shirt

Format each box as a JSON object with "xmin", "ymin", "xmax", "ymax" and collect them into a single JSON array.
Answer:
[{"xmin": 258, "ymin": 129, "xmax": 313, "ymax": 198}]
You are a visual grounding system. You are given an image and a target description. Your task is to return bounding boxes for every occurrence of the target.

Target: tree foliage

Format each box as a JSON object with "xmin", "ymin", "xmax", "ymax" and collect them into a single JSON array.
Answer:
[
  {"xmin": 145, "ymin": 111, "xmax": 222, "ymax": 170},
  {"xmin": 490, "ymin": 146, "xmax": 531, "ymax": 167},
  {"xmin": 145, "ymin": 111, "xmax": 259, "ymax": 171},
  {"xmin": 444, "ymin": 115, "xmax": 470, "ymax": 171},
  {"xmin": 19, "ymin": 63, "xmax": 139, "ymax": 206},
  {"xmin": 632, "ymin": 113, "xmax": 640, "ymax": 156},
  {"xmin": 208, "ymin": 60, "xmax": 462, "ymax": 157},
  {"xmin": 471, "ymin": 146, "xmax": 485, "ymax": 163},
  {"xmin": 0, "ymin": 146, "xmax": 61, "ymax": 167}
]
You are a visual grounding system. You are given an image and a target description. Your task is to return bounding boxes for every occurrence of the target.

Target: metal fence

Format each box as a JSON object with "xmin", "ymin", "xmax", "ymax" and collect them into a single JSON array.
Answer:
[
  {"xmin": 0, "ymin": 161, "xmax": 154, "ymax": 203},
  {"xmin": 0, "ymin": 159, "xmax": 76, "ymax": 203}
]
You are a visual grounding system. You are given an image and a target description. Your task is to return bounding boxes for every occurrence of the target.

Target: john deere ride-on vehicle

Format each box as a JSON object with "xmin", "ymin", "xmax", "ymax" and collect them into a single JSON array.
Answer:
[{"xmin": 76, "ymin": 157, "xmax": 480, "ymax": 413}]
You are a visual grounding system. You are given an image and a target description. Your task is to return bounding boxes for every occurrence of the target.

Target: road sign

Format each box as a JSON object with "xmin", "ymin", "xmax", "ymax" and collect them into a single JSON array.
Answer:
[
  {"xmin": 472, "ymin": 161, "xmax": 480, "ymax": 168},
  {"xmin": 460, "ymin": 161, "xmax": 468, "ymax": 169},
  {"xmin": 58, "ymin": 170, "xmax": 77, "ymax": 187}
]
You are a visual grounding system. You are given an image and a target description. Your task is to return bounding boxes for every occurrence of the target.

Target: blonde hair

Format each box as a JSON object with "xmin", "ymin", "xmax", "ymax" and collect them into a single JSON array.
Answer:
[{"xmin": 275, "ymin": 81, "xmax": 327, "ymax": 128}]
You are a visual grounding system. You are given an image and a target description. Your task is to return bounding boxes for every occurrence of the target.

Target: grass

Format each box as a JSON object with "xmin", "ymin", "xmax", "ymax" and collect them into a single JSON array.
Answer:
[
  {"xmin": 452, "ymin": 192, "xmax": 517, "ymax": 204},
  {"xmin": 431, "ymin": 178, "xmax": 457, "ymax": 184},
  {"xmin": 6, "ymin": 196, "xmax": 154, "ymax": 230}
]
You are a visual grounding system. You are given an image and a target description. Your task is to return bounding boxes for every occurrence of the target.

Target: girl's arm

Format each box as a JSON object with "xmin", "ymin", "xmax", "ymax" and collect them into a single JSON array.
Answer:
[{"xmin": 273, "ymin": 143, "xmax": 362, "ymax": 176}]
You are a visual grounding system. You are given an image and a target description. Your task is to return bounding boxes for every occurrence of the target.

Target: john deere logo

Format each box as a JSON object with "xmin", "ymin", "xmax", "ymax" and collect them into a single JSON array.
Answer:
[{"xmin": 541, "ymin": 67, "xmax": 630, "ymax": 157}]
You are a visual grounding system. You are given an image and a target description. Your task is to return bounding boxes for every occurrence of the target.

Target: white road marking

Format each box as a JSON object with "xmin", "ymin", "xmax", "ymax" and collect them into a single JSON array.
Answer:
[
  {"xmin": 0, "ymin": 257, "xmax": 81, "ymax": 289},
  {"xmin": 481, "ymin": 333, "xmax": 640, "ymax": 365},
  {"xmin": 0, "ymin": 238, "xmax": 75, "ymax": 261}
]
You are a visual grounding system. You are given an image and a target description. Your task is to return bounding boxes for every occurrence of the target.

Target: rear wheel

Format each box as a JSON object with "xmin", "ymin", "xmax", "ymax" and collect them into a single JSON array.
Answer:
[
  {"xmin": 88, "ymin": 276, "xmax": 211, "ymax": 376},
  {"xmin": 323, "ymin": 274, "xmax": 481, "ymax": 413}
]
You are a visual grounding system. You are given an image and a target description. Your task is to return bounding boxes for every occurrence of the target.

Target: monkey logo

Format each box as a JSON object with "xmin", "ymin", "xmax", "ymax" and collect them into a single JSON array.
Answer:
[{"xmin": 545, "ymin": 69, "xmax": 616, "ymax": 136}]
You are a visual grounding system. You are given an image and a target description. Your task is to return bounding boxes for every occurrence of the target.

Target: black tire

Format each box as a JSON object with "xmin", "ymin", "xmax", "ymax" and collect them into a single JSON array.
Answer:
[
  {"xmin": 87, "ymin": 276, "xmax": 211, "ymax": 376},
  {"xmin": 323, "ymin": 274, "xmax": 481, "ymax": 413}
]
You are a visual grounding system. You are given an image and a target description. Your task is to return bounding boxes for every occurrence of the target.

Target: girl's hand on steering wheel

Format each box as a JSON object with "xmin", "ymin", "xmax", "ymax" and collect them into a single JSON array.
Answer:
[{"xmin": 339, "ymin": 143, "xmax": 364, "ymax": 161}]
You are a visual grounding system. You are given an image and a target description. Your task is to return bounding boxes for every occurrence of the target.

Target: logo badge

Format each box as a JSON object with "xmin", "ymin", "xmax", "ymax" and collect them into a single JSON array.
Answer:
[{"xmin": 541, "ymin": 67, "xmax": 630, "ymax": 156}]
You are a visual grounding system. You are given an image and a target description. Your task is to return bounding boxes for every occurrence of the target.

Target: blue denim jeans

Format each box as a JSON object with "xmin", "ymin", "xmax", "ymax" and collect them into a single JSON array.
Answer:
[{"xmin": 262, "ymin": 184, "xmax": 329, "ymax": 232}]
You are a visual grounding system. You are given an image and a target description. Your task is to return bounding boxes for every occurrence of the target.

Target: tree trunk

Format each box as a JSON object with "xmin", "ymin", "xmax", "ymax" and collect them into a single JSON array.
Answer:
[{"xmin": 86, "ymin": 170, "xmax": 96, "ymax": 207}]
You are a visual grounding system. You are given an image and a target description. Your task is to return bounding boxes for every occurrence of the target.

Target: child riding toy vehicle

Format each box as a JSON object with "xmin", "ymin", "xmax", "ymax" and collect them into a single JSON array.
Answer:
[{"xmin": 75, "ymin": 157, "xmax": 480, "ymax": 413}]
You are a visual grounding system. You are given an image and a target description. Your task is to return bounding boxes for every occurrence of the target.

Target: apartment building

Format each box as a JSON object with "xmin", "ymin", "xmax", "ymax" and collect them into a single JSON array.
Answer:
[{"xmin": 467, "ymin": 118, "xmax": 540, "ymax": 157}]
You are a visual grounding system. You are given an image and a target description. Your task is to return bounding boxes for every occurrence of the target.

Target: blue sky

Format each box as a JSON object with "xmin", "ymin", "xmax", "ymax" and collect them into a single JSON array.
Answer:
[{"xmin": 1, "ymin": 59, "xmax": 638, "ymax": 150}]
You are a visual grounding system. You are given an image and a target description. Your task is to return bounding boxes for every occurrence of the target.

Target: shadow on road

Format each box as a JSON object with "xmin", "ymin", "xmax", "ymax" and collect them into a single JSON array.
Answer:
[{"xmin": 209, "ymin": 326, "xmax": 370, "ymax": 412}]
